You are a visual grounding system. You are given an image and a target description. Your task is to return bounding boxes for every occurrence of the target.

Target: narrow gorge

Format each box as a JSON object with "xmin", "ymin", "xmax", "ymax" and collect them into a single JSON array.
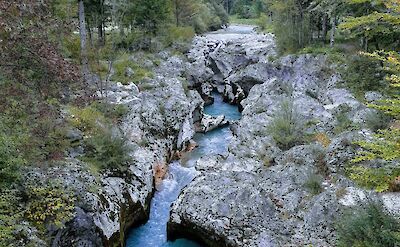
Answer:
[
  {"xmin": 119, "ymin": 25, "xmax": 398, "ymax": 246},
  {"xmin": 2, "ymin": 1, "xmax": 399, "ymax": 247}
]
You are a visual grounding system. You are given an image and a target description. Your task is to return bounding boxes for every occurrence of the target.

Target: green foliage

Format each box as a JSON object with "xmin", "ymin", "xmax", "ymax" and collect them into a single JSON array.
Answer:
[
  {"xmin": 333, "ymin": 108, "xmax": 359, "ymax": 134},
  {"xmin": 336, "ymin": 202, "xmax": 400, "ymax": 247},
  {"xmin": 0, "ymin": 128, "xmax": 25, "ymax": 187},
  {"xmin": 346, "ymin": 166, "xmax": 400, "ymax": 192},
  {"xmin": 267, "ymin": 0, "xmax": 313, "ymax": 54},
  {"xmin": 69, "ymin": 105, "xmax": 106, "ymax": 134},
  {"xmin": 339, "ymin": 0, "xmax": 400, "ymax": 51},
  {"xmin": 61, "ymin": 34, "xmax": 81, "ymax": 60},
  {"xmin": 0, "ymin": 190, "xmax": 23, "ymax": 246},
  {"xmin": 229, "ymin": 14, "xmax": 259, "ymax": 25},
  {"xmin": 83, "ymin": 131, "xmax": 132, "ymax": 172},
  {"xmin": 232, "ymin": 0, "xmax": 266, "ymax": 18},
  {"xmin": 367, "ymin": 52, "xmax": 400, "ymax": 118},
  {"xmin": 111, "ymin": 54, "xmax": 153, "ymax": 85},
  {"xmin": 303, "ymin": 174, "xmax": 324, "ymax": 195},
  {"xmin": 267, "ymin": 99, "xmax": 308, "ymax": 150},
  {"xmin": 130, "ymin": 0, "xmax": 170, "ymax": 34},
  {"xmin": 364, "ymin": 110, "xmax": 392, "ymax": 131},
  {"xmin": 354, "ymin": 128, "xmax": 400, "ymax": 163},
  {"xmin": 256, "ymin": 13, "xmax": 273, "ymax": 32},
  {"xmin": 162, "ymin": 26, "xmax": 196, "ymax": 48},
  {"xmin": 26, "ymin": 182, "xmax": 75, "ymax": 229},
  {"xmin": 68, "ymin": 102, "xmax": 131, "ymax": 172},
  {"xmin": 342, "ymin": 54, "xmax": 386, "ymax": 96},
  {"xmin": 91, "ymin": 102, "xmax": 129, "ymax": 122}
]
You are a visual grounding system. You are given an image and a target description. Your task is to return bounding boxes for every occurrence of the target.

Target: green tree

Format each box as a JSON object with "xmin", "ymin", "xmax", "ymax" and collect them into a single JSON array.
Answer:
[
  {"xmin": 132, "ymin": 0, "xmax": 170, "ymax": 35},
  {"xmin": 339, "ymin": 0, "xmax": 400, "ymax": 50},
  {"xmin": 171, "ymin": 0, "xmax": 199, "ymax": 27}
]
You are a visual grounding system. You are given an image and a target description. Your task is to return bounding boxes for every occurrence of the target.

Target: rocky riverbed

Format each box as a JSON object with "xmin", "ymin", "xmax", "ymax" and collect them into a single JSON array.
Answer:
[
  {"xmin": 28, "ymin": 25, "xmax": 399, "ymax": 247},
  {"xmin": 167, "ymin": 25, "xmax": 400, "ymax": 246}
]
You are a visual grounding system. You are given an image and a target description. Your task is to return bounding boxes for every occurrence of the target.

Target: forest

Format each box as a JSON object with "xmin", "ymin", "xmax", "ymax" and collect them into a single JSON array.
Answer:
[{"xmin": 0, "ymin": 0, "xmax": 399, "ymax": 246}]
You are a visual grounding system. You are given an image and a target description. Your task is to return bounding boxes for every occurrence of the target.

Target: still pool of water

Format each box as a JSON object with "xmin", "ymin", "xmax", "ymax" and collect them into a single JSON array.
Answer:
[{"xmin": 126, "ymin": 93, "xmax": 241, "ymax": 247}]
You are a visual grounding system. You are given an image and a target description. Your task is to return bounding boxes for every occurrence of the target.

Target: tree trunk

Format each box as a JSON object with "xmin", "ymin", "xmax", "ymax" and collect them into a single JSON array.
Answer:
[
  {"xmin": 330, "ymin": 16, "xmax": 336, "ymax": 48},
  {"xmin": 98, "ymin": 24, "xmax": 104, "ymax": 46},
  {"xmin": 88, "ymin": 26, "xmax": 93, "ymax": 47},
  {"xmin": 79, "ymin": 0, "xmax": 90, "ymax": 82},
  {"xmin": 175, "ymin": 0, "xmax": 180, "ymax": 26},
  {"xmin": 322, "ymin": 14, "xmax": 328, "ymax": 43}
]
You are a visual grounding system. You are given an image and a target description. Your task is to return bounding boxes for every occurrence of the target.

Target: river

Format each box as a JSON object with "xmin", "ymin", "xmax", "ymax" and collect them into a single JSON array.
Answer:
[{"xmin": 126, "ymin": 92, "xmax": 241, "ymax": 247}]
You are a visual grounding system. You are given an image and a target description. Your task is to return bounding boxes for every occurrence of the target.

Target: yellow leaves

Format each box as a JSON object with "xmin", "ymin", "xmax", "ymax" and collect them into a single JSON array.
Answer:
[
  {"xmin": 26, "ymin": 182, "xmax": 76, "ymax": 229},
  {"xmin": 346, "ymin": 166, "xmax": 400, "ymax": 192},
  {"xmin": 314, "ymin": 132, "xmax": 331, "ymax": 147}
]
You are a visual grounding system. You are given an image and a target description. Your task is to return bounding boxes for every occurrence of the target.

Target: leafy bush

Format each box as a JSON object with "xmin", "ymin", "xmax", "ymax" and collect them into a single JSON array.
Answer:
[
  {"xmin": 84, "ymin": 131, "xmax": 132, "ymax": 172},
  {"xmin": 354, "ymin": 128, "xmax": 400, "ymax": 163},
  {"xmin": 163, "ymin": 26, "xmax": 196, "ymax": 47},
  {"xmin": 342, "ymin": 55, "xmax": 387, "ymax": 97},
  {"xmin": 333, "ymin": 109, "xmax": 359, "ymax": 134},
  {"xmin": 26, "ymin": 182, "xmax": 75, "ymax": 229},
  {"xmin": 347, "ymin": 166, "xmax": 400, "ymax": 192},
  {"xmin": 0, "ymin": 189, "xmax": 23, "ymax": 245},
  {"xmin": 0, "ymin": 134, "xmax": 25, "ymax": 187},
  {"xmin": 267, "ymin": 99, "xmax": 307, "ymax": 150},
  {"xmin": 336, "ymin": 202, "xmax": 400, "ymax": 247},
  {"xmin": 303, "ymin": 174, "xmax": 324, "ymax": 195},
  {"xmin": 364, "ymin": 110, "xmax": 392, "ymax": 132},
  {"xmin": 0, "ymin": 118, "xmax": 27, "ymax": 187},
  {"xmin": 256, "ymin": 14, "xmax": 273, "ymax": 32}
]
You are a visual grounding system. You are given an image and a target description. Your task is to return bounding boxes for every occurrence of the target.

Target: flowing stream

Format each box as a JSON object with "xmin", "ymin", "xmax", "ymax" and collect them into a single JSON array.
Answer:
[{"xmin": 126, "ymin": 92, "xmax": 241, "ymax": 247}]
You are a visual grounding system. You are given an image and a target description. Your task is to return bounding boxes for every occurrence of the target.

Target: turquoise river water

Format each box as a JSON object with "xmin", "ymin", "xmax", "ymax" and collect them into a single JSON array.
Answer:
[{"xmin": 126, "ymin": 93, "xmax": 241, "ymax": 247}]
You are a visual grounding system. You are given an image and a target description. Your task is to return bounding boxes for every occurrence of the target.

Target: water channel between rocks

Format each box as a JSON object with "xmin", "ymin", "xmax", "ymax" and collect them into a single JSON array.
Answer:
[{"xmin": 126, "ymin": 92, "xmax": 241, "ymax": 247}]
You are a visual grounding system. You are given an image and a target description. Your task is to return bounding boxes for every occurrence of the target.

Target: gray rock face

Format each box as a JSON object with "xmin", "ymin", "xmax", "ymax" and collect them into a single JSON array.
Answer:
[
  {"xmin": 168, "ymin": 26, "xmax": 398, "ymax": 247},
  {"xmin": 23, "ymin": 53, "xmax": 205, "ymax": 246},
  {"xmin": 187, "ymin": 27, "xmax": 276, "ymax": 102},
  {"xmin": 196, "ymin": 114, "xmax": 228, "ymax": 133}
]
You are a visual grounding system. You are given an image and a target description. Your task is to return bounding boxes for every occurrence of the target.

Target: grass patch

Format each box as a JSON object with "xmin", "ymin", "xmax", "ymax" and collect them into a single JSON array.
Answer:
[
  {"xmin": 230, "ymin": 14, "xmax": 259, "ymax": 25},
  {"xmin": 111, "ymin": 53, "xmax": 153, "ymax": 85},
  {"xmin": 267, "ymin": 99, "xmax": 309, "ymax": 150},
  {"xmin": 304, "ymin": 173, "xmax": 324, "ymax": 195}
]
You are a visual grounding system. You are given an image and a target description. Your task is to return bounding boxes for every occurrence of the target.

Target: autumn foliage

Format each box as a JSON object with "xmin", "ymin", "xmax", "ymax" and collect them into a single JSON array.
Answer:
[{"xmin": 0, "ymin": 0, "xmax": 80, "ymax": 97}]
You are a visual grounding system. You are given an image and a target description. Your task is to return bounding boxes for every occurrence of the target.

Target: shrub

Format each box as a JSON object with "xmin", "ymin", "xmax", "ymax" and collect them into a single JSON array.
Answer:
[
  {"xmin": 354, "ymin": 128, "xmax": 400, "ymax": 163},
  {"xmin": 267, "ymin": 99, "xmax": 307, "ymax": 150},
  {"xmin": 26, "ymin": 182, "xmax": 75, "ymax": 229},
  {"xmin": 303, "ymin": 174, "xmax": 324, "ymax": 195},
  {"xmin": 336, "ymin": 202, "xmax": 400, "ymax": 247},
  {"xmin": 0, "ymin": 189, "xmax": 23, "ymax": 245},
  {"xmin": 163, "ymin": 26, "xmax": 196, "ymax": 47},
  {"xmin": 346, "ymin": 166, "xmax": 400, "ymax": 192},
  {"xmin": 33, "ymin": 115, "xmax": 70, "ymax": 160},
  {"xmin": 91, "ymin": 102, "xmax": 129, "ymax": 122},
  {"xmin": 0, "ymin": 120, "xmax": 26, "ymax": 187},
  {"xmin": 364, "ymin": 110, "xmax": 392, "ymax": 132},
  {"xmin": 333, "ymin": 109, "xmax": 359, "ymax": 134},
  {"xmin": 84, "ymin": 130, "xmax": 132, "ymax": 172},
  {"xmin": 342, "ymin": 55, "xmax": 387, "ymax": 97},
  {"xmin": 256, "ymin": 14, "xmax": 273, "ymax": 32}
]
